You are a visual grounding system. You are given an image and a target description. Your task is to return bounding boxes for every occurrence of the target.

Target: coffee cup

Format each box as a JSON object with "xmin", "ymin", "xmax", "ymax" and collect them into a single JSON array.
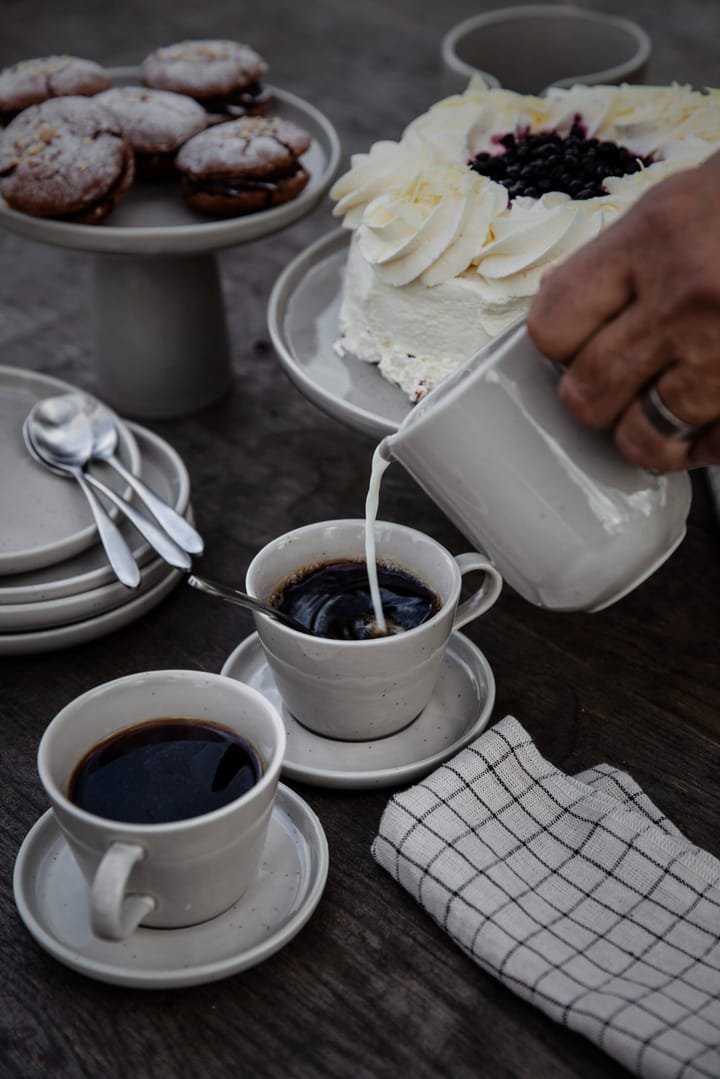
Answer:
[
  {"xmin": 441, "ymin": 5, "xmax": 651, "ymax": 97},
  {"xmin": 245, "ymin": 519, "xmax": 502, "ymax": 741},
  {"xmin": 37, "ymin": 670, "xmax": 287, "ymax": 941}
]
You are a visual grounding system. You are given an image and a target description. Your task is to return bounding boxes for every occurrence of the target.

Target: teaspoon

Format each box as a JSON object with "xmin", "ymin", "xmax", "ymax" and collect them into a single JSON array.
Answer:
[
  {"xmin": 23, "ymin": 416, "xmax": 141, "ymax": 590},
  {"xmin": 25, "ymin": 404, "xmax": 192, "ymax": 578},
  {"xmin": 40, "ymin": 393, "xmax": 204, "ymax": 556},
  {"xmin": 187, "ymin": 574, "xmax": 310, "ymax": 634}
]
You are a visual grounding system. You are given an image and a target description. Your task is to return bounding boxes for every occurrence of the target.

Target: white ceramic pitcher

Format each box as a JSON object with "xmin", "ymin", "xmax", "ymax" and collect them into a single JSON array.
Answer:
[{"xmin": 380, "ymin": 321, "xmax": 691, "ymax": 612}]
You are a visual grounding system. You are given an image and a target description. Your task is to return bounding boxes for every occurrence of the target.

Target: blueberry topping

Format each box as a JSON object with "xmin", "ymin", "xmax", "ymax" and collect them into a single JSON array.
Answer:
[{"xmin": 469, "ymin": 120, "xmax": 653, "ymax": 201}]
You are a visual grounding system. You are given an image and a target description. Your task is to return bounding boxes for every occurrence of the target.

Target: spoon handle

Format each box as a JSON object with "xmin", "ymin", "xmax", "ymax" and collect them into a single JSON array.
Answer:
[
  {"xmin": 106, "ymin": 456, "xmax": 204, "ymax": 556},
  {"xmin": 187, "ymin": 574, "xmax": 308, "ymax": 633},
  {"xmin": 72, "ymin": 469, "xmax": 141, "ymax": 589},
  {"xmin": 83, "ymin": 473, "xmax": 192, "ymax": 571}
]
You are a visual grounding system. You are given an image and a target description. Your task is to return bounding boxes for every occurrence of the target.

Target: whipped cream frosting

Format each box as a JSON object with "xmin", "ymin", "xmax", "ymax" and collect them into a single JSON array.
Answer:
[{"xmin": 330, "ymin": 80, "xmax": 720, "ymax": 400}]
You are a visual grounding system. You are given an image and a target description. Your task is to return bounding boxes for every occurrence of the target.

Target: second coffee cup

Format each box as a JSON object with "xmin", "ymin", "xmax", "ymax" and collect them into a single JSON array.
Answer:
[
  {"xmin": 245, "ymin": 519, "xmax": 502, "ymax": 740},
  {"xmin": 38, "ymin": 670, "xmax": 286, "ymax": 941}
]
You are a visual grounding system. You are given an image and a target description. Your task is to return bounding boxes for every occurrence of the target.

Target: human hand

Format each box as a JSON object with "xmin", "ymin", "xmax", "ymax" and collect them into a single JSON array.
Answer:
[{"xmin": 526, "ymin": 151, "xmax": 720, "ymax": 471}]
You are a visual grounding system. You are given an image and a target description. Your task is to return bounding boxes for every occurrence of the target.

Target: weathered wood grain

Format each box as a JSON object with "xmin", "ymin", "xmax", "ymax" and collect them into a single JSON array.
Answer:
[{"xmin": 1, "ymin": 3, "xmax": 718, "ymax": 1077}]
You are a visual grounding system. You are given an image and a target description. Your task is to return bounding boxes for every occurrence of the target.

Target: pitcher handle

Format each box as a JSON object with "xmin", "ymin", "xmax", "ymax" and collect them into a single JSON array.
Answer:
[
  {"xmin": 452, "ymin": 554, "xmax": 503, "ymax": 630},
  {"xmin": 90, "ymin": 841, "xmax": 156, "ymax": 941}
]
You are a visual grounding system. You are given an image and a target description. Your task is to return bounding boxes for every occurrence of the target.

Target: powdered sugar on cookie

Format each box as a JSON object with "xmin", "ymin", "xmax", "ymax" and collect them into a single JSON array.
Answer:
[
  {"xmin": 0, "ymin": 56, "xmax": 110, "ymax": 117},
  {"xmin": 142, "ymin": 40, "xmax": 267, "ymax": 99},
  {"xmin": 176, "ymin": 116, "xmax": 310, "ymax": 176},
  {"xmin": 0, "ymin": 96, "xmax": 132, "ymax": 218},
  {"xmin": 96, "ymin": 87, "xmax": 208, "ymax": 153}
]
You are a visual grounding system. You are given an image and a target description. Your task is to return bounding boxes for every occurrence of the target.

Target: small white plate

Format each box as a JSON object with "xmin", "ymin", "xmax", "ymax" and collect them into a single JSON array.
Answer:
[
  {"xmin": 0, "ymin": 76, "xmax": 341, "ymax": 257},
  {"xmin": 0, "ymin": 422, "xmax": 191, "ymax": 604},
  {"xmin": 0, "ymin": 366, "xmax": 140, "ymax": 574},
  {"xmin": 0, "ymin": 563, "xmax": 182, "ymax": 655},
  {"xmin": 13, "ymin": 786, "xmax": 329, "ymax": 989},
  {"xmin": 0, "ymin": 552, "xmax": 173, "ymax": 632},
  {"xmin": 221, "ymin": 631, "xmax": 495, "ymax": 789},
  {"xmin": 267, "ymin": 228, "xmax": 411, "ymax": 441}
]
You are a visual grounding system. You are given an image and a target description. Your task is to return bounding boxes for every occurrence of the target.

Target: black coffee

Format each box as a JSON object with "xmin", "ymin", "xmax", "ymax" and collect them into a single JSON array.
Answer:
[
  {"xmin": 271, "ymin": 559, "xmax": 440, "ymax": 640},
  {"xmin": 69, "ymin": 719, "xmax": 262, "ymax": 824}
]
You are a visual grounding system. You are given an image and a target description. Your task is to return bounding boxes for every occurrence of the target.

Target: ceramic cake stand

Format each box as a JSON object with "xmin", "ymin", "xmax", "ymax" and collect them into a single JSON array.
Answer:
[{"xmin": 0, "ymin": 69, "xmax": 341, "ymax": 419}]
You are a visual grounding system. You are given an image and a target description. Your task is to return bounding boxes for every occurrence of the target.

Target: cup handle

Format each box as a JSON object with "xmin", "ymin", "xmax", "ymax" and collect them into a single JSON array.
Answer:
[
  {"xmin": 452, "ymin": 554, "xmax": 503, "ymax": 630},
  {"xmin": 90, "ymin": 841, "xmax": 156, "ymax": 941}
]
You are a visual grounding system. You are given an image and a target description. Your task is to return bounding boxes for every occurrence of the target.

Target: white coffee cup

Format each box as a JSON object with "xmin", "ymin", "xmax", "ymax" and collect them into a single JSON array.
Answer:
[
  {"xmin": 37, "ymin": 670, "xmax": 286, "ymax": 941},
  {"xmin": 245, "ymin": 519, "xmax": 502, "ymax": 741}
]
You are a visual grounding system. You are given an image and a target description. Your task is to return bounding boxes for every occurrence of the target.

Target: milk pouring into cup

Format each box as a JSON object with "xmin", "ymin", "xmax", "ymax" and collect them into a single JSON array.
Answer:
[{"xmin": 367, "ymin": 321, "xmax": 691, "ymax": 613}]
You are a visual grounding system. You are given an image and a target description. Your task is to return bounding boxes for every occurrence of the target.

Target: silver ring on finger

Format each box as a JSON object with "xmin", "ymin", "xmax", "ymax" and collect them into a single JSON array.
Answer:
[{"xmin": 640, "ymin": 381, "xmax": 704, "ymax": 442}]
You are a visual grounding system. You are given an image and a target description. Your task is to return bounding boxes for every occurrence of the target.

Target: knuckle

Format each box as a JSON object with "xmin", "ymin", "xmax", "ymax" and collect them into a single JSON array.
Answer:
[
  {"xmin": 558, "ymin": 377, "xmax": 605, "ymax": 428},
  {"xmin": 527, "ymin": 281, "xmax": 568, "ymax": 358},
  {"xmin": 666, "ymin": 269, "xmax": 720, "ymax": 315}
]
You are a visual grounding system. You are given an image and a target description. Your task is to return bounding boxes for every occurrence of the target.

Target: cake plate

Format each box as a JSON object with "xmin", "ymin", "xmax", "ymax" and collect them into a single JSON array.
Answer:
[
  {"xmin": 0, "ymin": 69, "xmax": 341, "ymax": 419},
  {"xmin": 268, "ymin": 228, "xmax": 412, "ymax": 441}
]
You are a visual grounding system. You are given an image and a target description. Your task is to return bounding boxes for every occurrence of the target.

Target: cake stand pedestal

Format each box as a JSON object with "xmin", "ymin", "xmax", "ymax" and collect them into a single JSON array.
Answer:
[
  {"xmin": 0, "ymin": 79, "xmax": 340, "ymax": 419},
  {"xmin": 92, "ymin": 252, "xmax": 231, "ymax": 417}
]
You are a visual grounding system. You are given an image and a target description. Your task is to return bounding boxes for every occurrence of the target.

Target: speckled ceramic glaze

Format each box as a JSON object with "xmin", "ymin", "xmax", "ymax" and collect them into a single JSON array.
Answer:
[
  {"xmin": 245, "ymin": 519, "xmax": 502, "ymax": 741},
  {"xmin": 37, "ymin": 670, "xmax": 287, "ymax": 940}
]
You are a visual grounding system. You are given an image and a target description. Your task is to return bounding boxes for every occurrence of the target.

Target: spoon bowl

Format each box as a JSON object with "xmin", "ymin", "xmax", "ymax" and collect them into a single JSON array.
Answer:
[
  {"xmin": 47, "ymin": 392, "xmax": 204, "ymax": 556},
  {"xmin": 26, "ymin": 398, "xmax": 194, "ymax": 578}
]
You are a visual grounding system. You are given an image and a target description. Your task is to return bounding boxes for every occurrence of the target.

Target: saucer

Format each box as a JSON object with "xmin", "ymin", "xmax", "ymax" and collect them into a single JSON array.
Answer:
[
  {"xmin": 221, "ymin": 631, "xmax": 495, "ymax": 789},
  {"xmin": 0, "ymin": 563, "xmax": 183, "ymax": 655},
  {"xmin": 13, "ymin": 786, "xmax": 328, "ymax": 989}
]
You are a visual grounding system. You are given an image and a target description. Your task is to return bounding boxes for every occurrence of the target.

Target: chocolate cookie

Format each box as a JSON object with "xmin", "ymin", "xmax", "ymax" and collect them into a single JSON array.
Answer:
[
  {"xmin": 0, "ymin": 96, "xmax": 134, "ymax": 223},
  {"xmin": 175, "ymin": 115, "xmax": 311, "ymax": 216},
  {"xmin": 95, "ymin": 86, "xmax": 208, "ymax": 178},
  {"xmin": 0, "ymin": 55, "xmax": 111, "ymax": 123},
  {"xmin": 141, "ymin": 39, "xmax": 272, "ymax": 121}
]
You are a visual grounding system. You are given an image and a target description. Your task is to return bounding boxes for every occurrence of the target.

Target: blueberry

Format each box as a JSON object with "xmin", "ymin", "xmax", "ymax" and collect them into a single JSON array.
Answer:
[{"xmin": 466, "ymin": 126, "xmax": 651, "ymax": 201}]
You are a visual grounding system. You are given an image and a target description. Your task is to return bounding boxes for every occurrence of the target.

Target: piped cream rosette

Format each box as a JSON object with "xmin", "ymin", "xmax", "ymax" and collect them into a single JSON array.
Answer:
[{"xmin": 330, "ymin": 79, "xmax": 720, "ymax": 400}]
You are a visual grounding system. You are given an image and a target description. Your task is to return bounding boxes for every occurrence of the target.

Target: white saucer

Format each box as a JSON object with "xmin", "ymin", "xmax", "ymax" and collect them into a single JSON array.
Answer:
[
  {"xmin": 13, "ymin": 786, "xmax": 328, "ymax": 989},
  {"xmin": 0, "ymin": 365, "xmax": 140, "ymax": 574},
  {"xmin": 0, "ymin": 422, "xmax": 191, "ymax": 605},
  {"xmin": 0, "ymin": 562, "xmax": 183, "ymax": 655},
  {"xmin": 0, "ymin": 75, "xmax": 341, "ymax": 257},
  {"xmin": 0, "ymin": 551, "xmax": 173, "ymax": 632},
  {"xmin": 267, "ymin": 228, "xmax": 411, "ymax": 441},
  {"xmin": 221, "ymin": 631, "xmax": 495, "ymax": 789}
]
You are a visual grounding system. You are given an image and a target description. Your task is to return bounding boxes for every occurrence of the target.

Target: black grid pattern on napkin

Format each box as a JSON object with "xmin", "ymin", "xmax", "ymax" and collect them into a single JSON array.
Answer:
[{"xmin": 372, "ymin": 717, "xmax": 720, "ymax": 1079}]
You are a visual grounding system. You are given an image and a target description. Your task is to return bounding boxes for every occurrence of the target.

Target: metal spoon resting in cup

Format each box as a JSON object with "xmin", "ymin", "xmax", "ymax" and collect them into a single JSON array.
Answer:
[{"xmin": 187, "ymin": 574, "xmax": 310, "ymax": 634}]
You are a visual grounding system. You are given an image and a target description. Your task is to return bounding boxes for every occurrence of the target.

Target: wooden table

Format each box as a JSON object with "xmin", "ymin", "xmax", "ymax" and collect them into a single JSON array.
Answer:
[{"xmin": 1, "ymin": 3, "xmax": 718, "ymax": 1076}]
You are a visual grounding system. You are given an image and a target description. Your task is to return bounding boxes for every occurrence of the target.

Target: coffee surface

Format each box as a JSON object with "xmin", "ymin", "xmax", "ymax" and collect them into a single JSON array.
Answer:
[
  {"xmin": 69, "ymin": 719, "xmax": 262, "ymax": 824},
  {"xmin": 272, "ymin": 559, "xmax": 439, "ymax": 640}
]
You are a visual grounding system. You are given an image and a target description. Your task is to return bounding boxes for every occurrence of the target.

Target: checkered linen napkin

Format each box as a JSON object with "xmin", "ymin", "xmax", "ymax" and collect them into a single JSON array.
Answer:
[{"xmin": 372, "ymin": 717, "xmax": 720, "ymax": 1079}]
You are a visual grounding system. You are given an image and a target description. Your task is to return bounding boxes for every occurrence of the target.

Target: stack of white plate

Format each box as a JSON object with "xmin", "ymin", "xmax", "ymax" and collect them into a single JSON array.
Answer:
[{"xmin": 0, "ymin": 366, "xmax": 192, "ymax": 655}]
